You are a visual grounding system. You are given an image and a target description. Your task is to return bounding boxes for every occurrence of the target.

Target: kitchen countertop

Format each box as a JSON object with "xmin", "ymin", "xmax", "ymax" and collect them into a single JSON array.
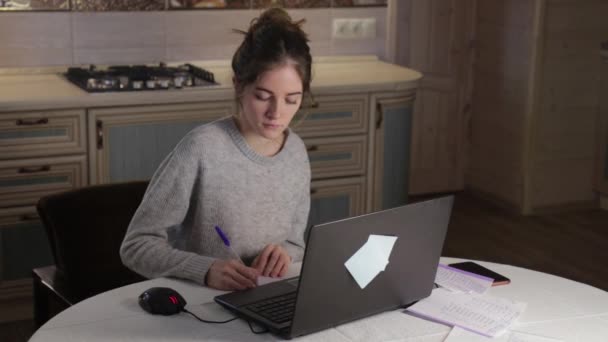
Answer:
[{"xmin": 0, "ymin": 56, "xmax": 422, "ymax": 112}]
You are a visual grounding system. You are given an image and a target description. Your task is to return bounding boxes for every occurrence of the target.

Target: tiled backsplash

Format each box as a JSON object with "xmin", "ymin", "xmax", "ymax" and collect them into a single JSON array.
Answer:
[
  {"xmin": 0, "ymin": 6, "xmax": 387, "ymax": 67},
  {"xmin": 0, "ymin": 0, "xmax": 385, "ymax": 11}
]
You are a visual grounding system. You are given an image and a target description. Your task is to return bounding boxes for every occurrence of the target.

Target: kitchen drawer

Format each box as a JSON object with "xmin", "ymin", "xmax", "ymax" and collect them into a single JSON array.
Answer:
[
  {"xmin": 308, "ymin": 177, "xmax": 366, "ymax": 231},
  {"xmin": 0, "ymin": 109, "xmax": 86, "ymax": 160},
  {"xmin": 293, "ymin": 93, "xmax": 369, "ymax": 138},
  {"xmin": 0, "ymin": 206, "xmax": 53, "ymax": 282},
  {"xmin": 305, "ymin": 135, "xmax": 367, "ymax": 180},
  {"xmin": 0, "ymin": 155, "xmax": 87, "ymax": 208}
]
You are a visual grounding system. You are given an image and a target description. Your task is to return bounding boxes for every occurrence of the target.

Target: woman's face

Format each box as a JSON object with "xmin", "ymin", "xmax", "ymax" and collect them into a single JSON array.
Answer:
[{"xmin": 238, "ymin": 62, "xmax": 303, "ymax": 141}]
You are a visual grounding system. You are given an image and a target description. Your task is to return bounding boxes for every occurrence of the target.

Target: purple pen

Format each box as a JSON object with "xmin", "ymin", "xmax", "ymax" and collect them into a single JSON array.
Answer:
[{"xmin": 214, "ymin": 226, "xmax": 244, "ymax": 263}]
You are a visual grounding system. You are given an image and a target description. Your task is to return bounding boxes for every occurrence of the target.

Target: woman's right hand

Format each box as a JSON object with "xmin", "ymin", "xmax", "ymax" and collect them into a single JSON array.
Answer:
[{"xmin": 206, "ymin": 259, "xmax": 259, "ymax": 290}]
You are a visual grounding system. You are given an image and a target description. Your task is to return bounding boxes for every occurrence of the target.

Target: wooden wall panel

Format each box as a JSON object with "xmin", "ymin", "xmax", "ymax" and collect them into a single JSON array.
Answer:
[
  {"xmin": 527, "ymin": 0, "xmax": 606, "ymax": 210},
  {"xmin": 467, "ymin": 0, "xmax": 536, "ymax": 210},
  {"xmin": 408, "ymin": 0, "xmax": 474, "ymax": 194}
]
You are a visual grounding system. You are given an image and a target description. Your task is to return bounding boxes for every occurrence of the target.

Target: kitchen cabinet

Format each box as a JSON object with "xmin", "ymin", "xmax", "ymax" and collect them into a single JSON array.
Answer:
[
  {"xmin": 0, "ymin": 56, "xmax": 421, "ymax": 320},
  {"xmin": 88, "ymin": 102, "xmax": 234, "ymax": 184},
  {"xmin": 0, "ymin": 109, "xmax": 87, "ymax": 304},
  {"xmin": 372, "ymin": 93, "xmax": 415, "ymax": 211},
  {"xmin": 90, "ymin": 90, "xmax": 416, "ymax": 225},
  {"xmin": 307, "ymin": 177, "xmax": 366, "ymax": 236}
]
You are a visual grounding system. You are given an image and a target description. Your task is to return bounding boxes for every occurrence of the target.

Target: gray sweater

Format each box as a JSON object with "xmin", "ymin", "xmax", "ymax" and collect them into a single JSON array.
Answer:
[{"xmin": 120, "ymin": 117, "xmax": 311, "ymax": 285}]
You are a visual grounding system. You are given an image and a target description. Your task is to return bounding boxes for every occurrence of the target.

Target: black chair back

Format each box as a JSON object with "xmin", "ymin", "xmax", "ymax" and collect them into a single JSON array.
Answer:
[{"xmin": 36, "ymin": 181, "xmax": 148, "ymax": 299}]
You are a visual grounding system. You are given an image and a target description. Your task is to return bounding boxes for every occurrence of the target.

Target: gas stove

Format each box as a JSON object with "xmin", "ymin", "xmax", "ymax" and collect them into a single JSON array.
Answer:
[{"xmin": 65, "ymin": 62, "xmax": 217, "ymax": 92}]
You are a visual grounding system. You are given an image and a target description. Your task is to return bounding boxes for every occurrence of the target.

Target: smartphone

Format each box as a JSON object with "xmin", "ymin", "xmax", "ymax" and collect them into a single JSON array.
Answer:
[{"xmin": 448, "ymin": 261, "xmax": 511, "ymax": 286}]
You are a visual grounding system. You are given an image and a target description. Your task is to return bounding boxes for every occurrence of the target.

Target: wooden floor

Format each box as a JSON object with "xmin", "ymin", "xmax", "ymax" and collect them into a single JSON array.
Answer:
[
  {"xmin": 1, "ymin": 192, "xmax": 607, "ymax": 342},
  {"xmin": 442, "ymin": 192, "xmax": 608, "ymax": 291}
]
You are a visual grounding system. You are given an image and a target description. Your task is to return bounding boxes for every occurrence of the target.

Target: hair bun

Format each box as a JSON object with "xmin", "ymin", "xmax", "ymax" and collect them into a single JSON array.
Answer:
[{"xmin": 257, "ymin": 7, "xmax": 293, "ymax": 26}]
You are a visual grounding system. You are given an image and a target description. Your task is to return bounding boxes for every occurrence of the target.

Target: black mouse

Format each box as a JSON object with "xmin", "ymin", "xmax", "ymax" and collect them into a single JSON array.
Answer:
[{"xmin": 138, "ymin": 287, "xmax": 187, "ymax": 315}]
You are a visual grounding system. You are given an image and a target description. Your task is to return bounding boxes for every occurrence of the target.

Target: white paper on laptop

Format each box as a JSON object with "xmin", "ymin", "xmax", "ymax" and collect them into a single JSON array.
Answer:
[
  {"xmin": 256, "ymin": 262, "xmax": 303, "ymax": 286},
  {"xmin": 406, "ymin": 288, "xmax": 526, "ymax": 337},
  {"xmin": 435, "ymin": 264, "xmax": 494, "ymax": 294},
  {"xmin": 444, "ymin": 326, "xmax": 563, "ymax": 342},
  {"xmin": 344, "ymin": 234, "xmax": 398, "ymax": 289}
]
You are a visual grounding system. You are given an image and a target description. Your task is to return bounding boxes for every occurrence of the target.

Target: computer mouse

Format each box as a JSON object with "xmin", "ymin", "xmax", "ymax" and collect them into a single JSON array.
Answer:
[{"xmin": 138, "ymin": 287, "xmax": 187, "ymax": 315}]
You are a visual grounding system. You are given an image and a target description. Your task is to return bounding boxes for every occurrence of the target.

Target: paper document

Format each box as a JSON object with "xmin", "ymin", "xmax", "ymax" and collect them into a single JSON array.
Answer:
[
  {"xmin": 444, "ymin": 326, "xmax": 563, "ymax": 342},
  {"xmin": 406, "ymin": 288, "xmax": 526, "ymax": 337},
  {"xmin": 257, "ymin": 275, "xmax": 284, "ymax": 286},
  {"xmin": 344, "ymin": 234, "xmax": 398, "ymax": 289},
  {"xmin": 435, "ymin": 264, "xmax": 494, "ymax": 294}
]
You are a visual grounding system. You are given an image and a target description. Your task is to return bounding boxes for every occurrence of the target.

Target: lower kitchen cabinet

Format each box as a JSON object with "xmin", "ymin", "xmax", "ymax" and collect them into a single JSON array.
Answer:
[
  {"xmin": 307, "ymin": 177, "xmax": 366, "ymax": 236},
  {"xmin": 88, "ymin": 102, "xmax": 233, "ymax": 184},
  {"xmin": 0, "ymin": 207, "xmax": 53, "ymax": 284},
  {"xmin": 372, "ymin": 93, "xmax": 415, "ymax": 211}
]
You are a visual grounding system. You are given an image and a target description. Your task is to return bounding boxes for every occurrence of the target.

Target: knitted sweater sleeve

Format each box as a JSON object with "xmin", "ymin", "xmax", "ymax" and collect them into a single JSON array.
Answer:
[
  {"xmin": 280, "ymin": 157, "xmax": 311, "ymax": 262},
  {"xmin": 120, "ymin": 135, "xmax": 215, "ymax": 285}
]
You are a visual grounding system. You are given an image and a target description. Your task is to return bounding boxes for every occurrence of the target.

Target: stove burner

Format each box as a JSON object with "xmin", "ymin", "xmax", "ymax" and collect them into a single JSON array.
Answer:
[{"xmin": 65, "ymin": 63, "xmax": 217, "ymax": 92}]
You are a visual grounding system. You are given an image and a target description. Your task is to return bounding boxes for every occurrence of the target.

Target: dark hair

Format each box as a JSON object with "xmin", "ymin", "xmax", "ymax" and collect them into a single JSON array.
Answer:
[{"xmin": 232, "ymin": 8, "xmax": 312, "ymax": 101}]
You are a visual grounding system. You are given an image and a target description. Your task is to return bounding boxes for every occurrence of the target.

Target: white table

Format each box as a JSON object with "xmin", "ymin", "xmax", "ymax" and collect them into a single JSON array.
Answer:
[{"xmin": 29, "ymin": 258, "xmax": 608, "ymax": 341}]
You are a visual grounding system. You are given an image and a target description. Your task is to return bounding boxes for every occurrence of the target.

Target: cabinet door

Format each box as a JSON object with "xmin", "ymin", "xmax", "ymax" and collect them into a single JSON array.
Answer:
[
  {"xmin": 0, "ymin": 207, "xmax": 53, "ymax": 283},
  {"xmin": 0, "ymin": 109, "xmax": 86, "ymax": 160},
  {"xmin": 89, "ymin": 102, "xmax": 233, "ymax": 184},
  {"xmin": 372, "ymin": 94, "xmax": 415, "ymax": 211},
  {"xmin": 307, "ymin": 177, "xmax": 365, "ymax": 237}
]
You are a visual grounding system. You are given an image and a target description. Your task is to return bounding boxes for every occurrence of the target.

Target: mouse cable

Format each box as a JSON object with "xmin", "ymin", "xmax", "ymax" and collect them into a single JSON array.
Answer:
[
  {"xmin": 182, "ymin": 308, "xmax": 238, "ymax": 324},
  {"xmin": 182, "ymin": 308, "xmax": 268, "ymax": 335}
]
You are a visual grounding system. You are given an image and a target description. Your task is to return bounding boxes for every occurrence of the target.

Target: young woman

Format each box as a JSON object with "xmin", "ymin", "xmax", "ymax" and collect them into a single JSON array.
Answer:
[{"xmin": 120, "ymin": 8, "xmax": 312, "ymax": 291}]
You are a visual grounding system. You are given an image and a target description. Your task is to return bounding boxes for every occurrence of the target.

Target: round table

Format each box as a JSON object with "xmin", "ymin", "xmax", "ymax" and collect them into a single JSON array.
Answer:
[{"xmin": 29, "ymin": 258, "xmax": 608, "ymax": 341}]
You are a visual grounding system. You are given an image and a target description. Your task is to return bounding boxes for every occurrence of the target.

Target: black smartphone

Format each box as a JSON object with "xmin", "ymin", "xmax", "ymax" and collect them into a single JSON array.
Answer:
[{"xmin": 448, "ymin": 261, "xmax": 511, "ymax": 286}]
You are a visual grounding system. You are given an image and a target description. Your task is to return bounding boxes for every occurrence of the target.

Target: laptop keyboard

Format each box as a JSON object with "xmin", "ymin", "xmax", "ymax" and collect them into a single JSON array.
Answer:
[{"xmin": 245, "ymin": 292, "xmax": 297, "ymax": 324}]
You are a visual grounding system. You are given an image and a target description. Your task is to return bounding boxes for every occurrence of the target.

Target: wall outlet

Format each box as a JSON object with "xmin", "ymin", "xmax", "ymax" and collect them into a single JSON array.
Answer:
[{"xmin": 332, "ymin": 18, "xmax": 376, "ymax": 39}]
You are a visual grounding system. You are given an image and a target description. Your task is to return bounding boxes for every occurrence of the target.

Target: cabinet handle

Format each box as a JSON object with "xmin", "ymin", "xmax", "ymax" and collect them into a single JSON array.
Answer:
[
  {"xmin": 376, "ymin": 103, "xmax": 384, "ymax": 129},
  {"xmin": 96, "ymin": 120, "xmax": 104, "ymax": 149},
  {"xmin": 307, "ymin": 145, "xmax": 318, "ymax": 152},
  {"xmin": 16, "ymin": 118, "xmax": 49, "ymax": 126},
  {"xmin": 310, "ymin": 188, "xmax": 318, "ymax": 195},
  {"xmin": 18, "ymin": 165, "xmax": 51, "ymax": 173}
]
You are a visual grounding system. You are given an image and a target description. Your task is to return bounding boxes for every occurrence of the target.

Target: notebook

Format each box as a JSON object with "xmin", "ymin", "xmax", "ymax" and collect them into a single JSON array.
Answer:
[{"xmin": 214, "ymin": 195, "xmax": 454, "ymax": 339}]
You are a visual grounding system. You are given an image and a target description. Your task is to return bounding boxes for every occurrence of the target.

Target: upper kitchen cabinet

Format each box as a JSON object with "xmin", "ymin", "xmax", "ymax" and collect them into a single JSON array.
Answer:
[{"xmin": 469, "ymin": 0, "xmax": 608, "ymax": 214}]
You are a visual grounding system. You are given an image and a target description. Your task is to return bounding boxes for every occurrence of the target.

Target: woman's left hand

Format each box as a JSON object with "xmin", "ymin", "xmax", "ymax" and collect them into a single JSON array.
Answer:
[{"xmin": 252, "ymin": 244, "xmax": 291, "ymax": 277}]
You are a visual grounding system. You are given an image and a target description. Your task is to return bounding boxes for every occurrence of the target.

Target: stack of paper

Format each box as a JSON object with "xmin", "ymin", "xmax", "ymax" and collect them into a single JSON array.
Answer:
[
  {"xmin": 344, "ymin": 235, "xmax": 398, "ymax": 289},
  {"xmin": 406, "ymin": 288, "xmax": 526, "ymax": 337},
  {"xmin": 435, "ymin": 264, "xmax": 494, "ymax": 294}
]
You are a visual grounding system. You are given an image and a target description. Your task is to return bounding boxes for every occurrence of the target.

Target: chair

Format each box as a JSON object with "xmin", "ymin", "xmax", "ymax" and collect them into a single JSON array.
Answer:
[{"xmin": 32, "ymin": 181, "xmax": 149, "ymax": 328}]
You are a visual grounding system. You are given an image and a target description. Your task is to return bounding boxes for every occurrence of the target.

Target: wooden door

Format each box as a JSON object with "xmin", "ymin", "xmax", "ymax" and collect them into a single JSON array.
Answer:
[{"xmin": 395, "ymin": 0, "xmax": 475, "ymax": 194}]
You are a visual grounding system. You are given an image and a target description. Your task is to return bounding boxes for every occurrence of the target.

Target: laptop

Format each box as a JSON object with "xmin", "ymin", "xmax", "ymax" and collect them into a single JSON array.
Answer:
[{"xmin": 214, "ymin": 195, "xmax": 454, "ymax": 339}]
